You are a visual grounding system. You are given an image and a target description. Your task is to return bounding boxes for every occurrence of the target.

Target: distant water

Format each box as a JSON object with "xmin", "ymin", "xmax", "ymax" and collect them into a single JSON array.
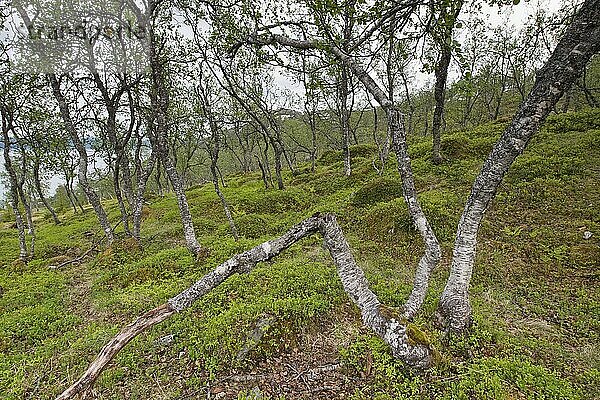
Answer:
[{"xmin": 0, "ymin": 150, "xmax": 106, "ymax": 202}]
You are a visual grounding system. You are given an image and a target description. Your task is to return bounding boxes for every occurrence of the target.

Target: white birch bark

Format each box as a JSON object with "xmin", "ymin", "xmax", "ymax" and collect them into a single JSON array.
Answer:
[
  {"xmin": 438, "ymin": 0, "xmax": 600, "ymax": 333},
  {"xmin": 56, "ymin": 214, "xmax": 434, "ymax": 400}
]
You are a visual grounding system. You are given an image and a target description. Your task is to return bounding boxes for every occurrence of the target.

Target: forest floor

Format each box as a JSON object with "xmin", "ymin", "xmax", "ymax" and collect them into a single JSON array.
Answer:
[{"xmin": 1, "ymin": 109, "xmax": 599, "ymax": 399}]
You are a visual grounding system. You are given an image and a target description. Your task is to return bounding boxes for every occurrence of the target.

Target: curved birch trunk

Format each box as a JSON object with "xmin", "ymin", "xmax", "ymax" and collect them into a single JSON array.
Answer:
[
  {"xmin": 245, "ymin": 31, "xmax": 442, "ymax": 320},
  {"xmin": 438, "ymin": 0, "xmax": 600, "ymax": 333},
  {"xmin": 388, "ymin": 108, "xmax": 441, "ymax": 320},
  {"xmin": 55, "ymin": 213, "xmax": 434, "ymax": 400}
]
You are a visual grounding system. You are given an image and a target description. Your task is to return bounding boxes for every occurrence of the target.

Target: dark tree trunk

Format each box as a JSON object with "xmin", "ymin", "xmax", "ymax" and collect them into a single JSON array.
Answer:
[
  {"xmin": 432, "ymin": 45, "xmax": 451, "ymax": 165},
  {"xmin": 338, "ymin": 67, "xmax": 352, "ymax": 177},
  {"xmin": 256, "ymin": 154, "xmax": 269, "ymax": 189}
]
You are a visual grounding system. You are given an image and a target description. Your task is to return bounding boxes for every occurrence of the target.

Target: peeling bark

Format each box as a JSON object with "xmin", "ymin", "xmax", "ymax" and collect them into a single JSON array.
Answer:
[
  {"xmin": 388, "ymin": 109, "xmax": 441, "ymax": 320},
  {"xmin": 438, "ymin": 0, "xmax": 600, "ymax": 333},
  {"xmin": 55, "ymin": 214, "xmax": 434, "ymax": 400}
]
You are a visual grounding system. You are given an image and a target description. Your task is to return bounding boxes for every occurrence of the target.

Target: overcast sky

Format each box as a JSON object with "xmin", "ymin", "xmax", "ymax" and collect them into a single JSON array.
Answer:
[{"xmin": 0, "ymin": 0, "xmax": 566, "ymax": 202}]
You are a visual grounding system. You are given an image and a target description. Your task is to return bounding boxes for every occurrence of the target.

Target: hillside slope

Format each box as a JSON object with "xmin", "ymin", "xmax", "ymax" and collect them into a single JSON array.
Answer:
[{"xmin": 1, "ymin": 110, "xmax": 599, "ymax": 399}]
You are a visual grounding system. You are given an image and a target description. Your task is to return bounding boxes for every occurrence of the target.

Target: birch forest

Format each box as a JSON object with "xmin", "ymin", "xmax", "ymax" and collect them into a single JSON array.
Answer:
[{"xmin": 1, "ymin": 0, "xmax": 599, "ymax": 398}]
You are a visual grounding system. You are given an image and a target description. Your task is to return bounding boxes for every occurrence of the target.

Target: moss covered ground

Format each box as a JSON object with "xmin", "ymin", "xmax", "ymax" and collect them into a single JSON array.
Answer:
[{"xmin": 1, "ymin": 110, "xmax": 599, "ymax": 399}]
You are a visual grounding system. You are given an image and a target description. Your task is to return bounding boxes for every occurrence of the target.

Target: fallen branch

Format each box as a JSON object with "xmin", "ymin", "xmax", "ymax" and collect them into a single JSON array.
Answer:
[
  {"xmin": 48, "ymin": 241, "xmax": 103, "ymax": 270},
  {"xmin": 49, "ymin": 220, "xmax": 123, "ymax": 270},
  {"xmin": 55, "ymin": 213, "xmax": 435, "ymax": 400}
]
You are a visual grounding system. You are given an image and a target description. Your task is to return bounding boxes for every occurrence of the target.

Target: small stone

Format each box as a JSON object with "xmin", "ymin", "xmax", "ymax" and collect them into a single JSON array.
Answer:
[
  {"xmin": 583, "ymin": 231, "xmax": 593, "ymax": 240},
  {"xmin": 154, "ymin": 334, "xmax": 175, "ymax": 346}
]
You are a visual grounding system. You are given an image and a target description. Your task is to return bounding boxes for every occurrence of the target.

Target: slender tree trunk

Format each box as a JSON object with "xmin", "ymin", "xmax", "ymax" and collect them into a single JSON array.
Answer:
[
  {"xmin": 339, "ymin": 67, "xmax": 352, "ymax": 177},
  {"xmin": 256, "ymin": 154, "xmax": 269, "ymax": 189},
  {"xmin": 310, "ymin": 115, "xmax": 317, "ymax": 172},
  {"xmin": 63, "ymin": 173, "xmax": 78, "ymax": 213},
  {"xmin": 148, "ymin": 31, "xmax": 202, "ymax": 256},
  {"xmin": 1, "ymin": 118, "xmax": 28, "ymax": 261},
  {"xmin": 155, "ymin": 157, "xmax": 163, "ymax": 196},
  {"xmin": 211, "ymin": 158, "xmax": 238, "ymax": 241},
  {"xmin": 132, "ymin": 151, "xmax": 156, "ymax": 242},
  {"xmin": 438, "ymin": 0, "xmax": 600, "ymax": 333},
  {"xmin": 33, "ymin": 158, "xmax": 60, "ymax": 224},
  {"xmin": 113, "ymin": 163, "xmax": 131, "ymax": 235},
  {"xmin": 17, "ymin": 145, "xmax": 35, "ymax": 258},
  {"xmin": 432, "ymin": 45, "xmax": 451, "ymax": 165},
  {"xmin": 49, "ymin": 75, "xmax": 114, "ymax": 243},
  {"xmin": 247, "ymin": 33, "xmax": 443, "ymax": 319},
  {"xmin": 388, "ymin": 108, "xmax": 441, "ymax": 319}
]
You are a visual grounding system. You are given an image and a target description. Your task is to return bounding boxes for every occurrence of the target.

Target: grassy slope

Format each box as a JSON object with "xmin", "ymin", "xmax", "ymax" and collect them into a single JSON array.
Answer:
[{"xmin": 0, "ymin": 110, "xmax": 599, "ymax": 399}]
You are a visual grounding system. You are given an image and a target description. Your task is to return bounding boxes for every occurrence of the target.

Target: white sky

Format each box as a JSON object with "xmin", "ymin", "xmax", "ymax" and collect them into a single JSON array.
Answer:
[{"xmin": 0, "ymin": 0, "xmax": 566, "ymax": 202}]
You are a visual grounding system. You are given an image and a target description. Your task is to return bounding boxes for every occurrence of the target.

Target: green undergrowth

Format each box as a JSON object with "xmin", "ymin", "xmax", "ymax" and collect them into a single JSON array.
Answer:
[{"xmin": 0, "ymin": 110, "xmax": 598, "ymax": 399}]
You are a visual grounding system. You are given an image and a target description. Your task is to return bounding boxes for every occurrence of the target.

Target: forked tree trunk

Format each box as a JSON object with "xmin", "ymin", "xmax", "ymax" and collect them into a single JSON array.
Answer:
[
  {"xmin": 55, "ymin": 213, "xmax": 434, "ymax": 400},
  {"xmin": 131, "ymin": 156, "xmax": 156, "ymax": 242},
  {"xmin": 113, "ymin": 163, "xmax": 131, "ymax": 235},
  {"xmin": 438, "ymin": 0, "xmax": 600, "ymax": 333},
  {"xmin": 131, "ymin": 124, "xmax": 156, "ymax": 241}
]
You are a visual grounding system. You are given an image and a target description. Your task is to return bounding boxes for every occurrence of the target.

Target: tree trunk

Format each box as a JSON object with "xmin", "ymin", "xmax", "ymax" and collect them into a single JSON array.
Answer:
[
  {"xmin": 148, "ymin": 30, "xmax": 202, "ymax": 256},
  {"xmin": 211, "ymin": 161, "xmax": 238, "ymax": 241},
  {"xmin": 113, "ymin": 162, "xmax": 131, "ymax": 235},
  {"xmin": 272, "ymin": 139, "xmax": 285, "ymax": 190},
  {"xmin": 49, "ymin": 74, "xmax": 114, "ymax": 243},
  {"xmin": 432, "ymin": 45, "xmax": 451, "ymax": 165},
  {"xmin": 388, "ymin": 108, "xmax": 441, "ymax": 319},
  {"xmin": 256, "ymin": 154, "xmax": 270, "ymax": 189},
  {"xmin": 17, "ymin": 144, "xmax": 35, "ymax": 258},
  {"xmin": 339, "ymin": 67, "xmax": 352, "ymax": 177},
  {"xmin": 55, "ymin": 213, "xmax": 434, "ymax": 400},
  {"xmin": 438, "ymin": 0, "xmax": 600, "ymax": 333},
  {"xmin": 33, "ymin": 158, "xmax": 60, "ymax": 224},
  {"xmin": 132, "ymin": 151, "xmax": 156, "ymax": 242},
  {"xmin": 247, "ymin": 33, "xmax": 443, "ymax": 320},
  {"xmin": 1, "ymin": 118, "xmax": 28, "ymax": 261}
]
